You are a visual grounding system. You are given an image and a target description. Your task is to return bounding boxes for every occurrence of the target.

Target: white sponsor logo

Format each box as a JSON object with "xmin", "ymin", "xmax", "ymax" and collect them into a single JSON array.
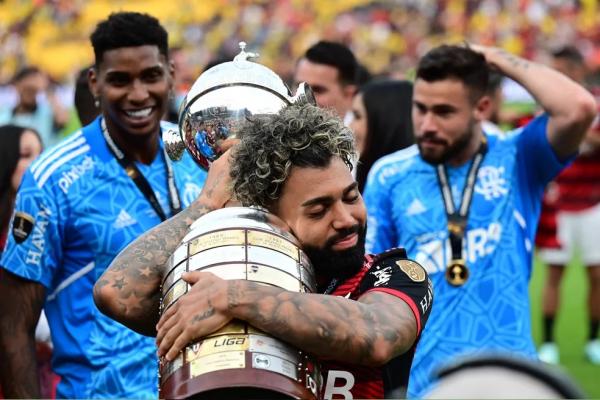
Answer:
[
  {"xmin": 26, "ymin": 204, "xmax": 52, "ymax": 266},
  {"xmin": 415, "ymin": 222, "xmax": 502, "ymax": 274},
  {"xmin": 113, "ymin": 209, "xmax": 138, "ymax": 229},
  {"xmin": 372, "ymin": 266, "xmax": 393, "ymax": 286},
  {"xmin": 182, "ymin": 182, "xmax": 202, "ymax": 207},
  {"xmin": 405, "ymin": 198, "xmax": 427, "ymax": 216},
  {"xmin": 324, "ymin": 370, "xmax": 355, "ymax": 399},
  {"xmin": 57, "ymin": 156, "xmax": 94, "ymax": 194},
  {"xmin": 419, "ymin": 280, "xmax": 434, "ymax": 314},
  {"xmin": 475, "ymin": 166, "xmax": 508, "ymax": 201}
]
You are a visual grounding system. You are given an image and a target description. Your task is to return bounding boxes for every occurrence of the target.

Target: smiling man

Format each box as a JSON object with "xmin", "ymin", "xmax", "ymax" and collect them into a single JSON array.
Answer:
[
  {"xmin": 95, "ymin": 104, "xmax": 433, "ymax": 399},
  {"xmin": 0, "ymin": 12, "xmax": 207, "ymax": 398}
]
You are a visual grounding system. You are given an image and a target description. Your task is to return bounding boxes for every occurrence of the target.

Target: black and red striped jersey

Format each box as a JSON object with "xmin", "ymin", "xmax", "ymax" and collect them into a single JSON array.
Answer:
[
  {"xmin": 553, "ymin": 148, "xmax": 600, "ymax": 212},
  {"xmin": 320, "ymin": 248, "xmax": 433, "ymax": 399}
]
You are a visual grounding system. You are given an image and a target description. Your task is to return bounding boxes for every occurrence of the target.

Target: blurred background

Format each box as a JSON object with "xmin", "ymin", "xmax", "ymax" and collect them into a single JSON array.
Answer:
[{"xmin": 0, "ymin": 0, "xmax": 598, "ymax": 396}]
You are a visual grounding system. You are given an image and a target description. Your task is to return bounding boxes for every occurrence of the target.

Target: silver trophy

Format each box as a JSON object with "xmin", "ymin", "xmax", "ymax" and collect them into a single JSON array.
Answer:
[
  {"xmin": 164, "ymin": 42, "xmax": 316, "ymax": 170},
  {"xmin": 159, "ymin": 45, "xmax": 322, "ymax": 399}
]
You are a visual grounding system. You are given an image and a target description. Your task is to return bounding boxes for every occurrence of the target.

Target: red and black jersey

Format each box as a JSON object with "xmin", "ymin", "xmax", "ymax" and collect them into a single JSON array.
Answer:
[
  {"xmin": 553, "ymin": 148, "xmax": 600, "ymax": 212},
  {"xmin": 320, "ymin": 248, "xmax": 433, "ymax": 399},
  {"xmin": 536, "ymin": 117, "xmax": 600, "ymax": 247},
  {"xmin": 536, "ymin": 192, "xmax": 561, "ymax": 248}
]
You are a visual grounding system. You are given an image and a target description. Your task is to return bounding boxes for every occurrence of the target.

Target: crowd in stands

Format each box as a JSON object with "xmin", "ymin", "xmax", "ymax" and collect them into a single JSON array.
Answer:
[{"xmin": 1, "ymin": 0, "xmax": 599, "ymax": 86}]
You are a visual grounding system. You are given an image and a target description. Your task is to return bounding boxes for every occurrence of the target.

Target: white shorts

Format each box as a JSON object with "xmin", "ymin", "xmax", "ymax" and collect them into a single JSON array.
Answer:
[{"xmin": 537, "ymin": 203, "xmax": 600, "ymax": 266}]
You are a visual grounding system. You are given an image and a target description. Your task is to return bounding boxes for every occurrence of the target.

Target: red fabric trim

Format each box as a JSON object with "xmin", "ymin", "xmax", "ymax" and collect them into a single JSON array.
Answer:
[{"xmin": 364, "ymin": 287, "xmax": 422, "ymax": 335}]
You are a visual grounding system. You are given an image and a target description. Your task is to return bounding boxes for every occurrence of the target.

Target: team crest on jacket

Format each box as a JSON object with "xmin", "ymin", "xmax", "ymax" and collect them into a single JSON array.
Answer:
[
  {"xmin": 12, "ymin": 212, "xmax": 35, "ymax": 244},
  {"xmin": 396, "ymin": 259, "xmax": 426, "ymax": 282}
]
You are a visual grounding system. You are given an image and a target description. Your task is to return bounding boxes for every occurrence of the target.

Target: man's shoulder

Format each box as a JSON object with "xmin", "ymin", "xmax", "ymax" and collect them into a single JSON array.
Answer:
[
  {"xmin": 28, "ymin": 129, "xmax": 95, "ymax": 193},
  {"xmin": 503, "ymin": 114, "xmax": 549, "ymax": 141},
  {"xmin": 370, "ymin": 247, "xmax": 409, "ymax": 265},
  {"xmin": 367, "ymin": 145, "xmax": 423, "ymax": 188},
  {"xmin": 363, "ymin": 248, "xmax": 429, "ymax": 285}
]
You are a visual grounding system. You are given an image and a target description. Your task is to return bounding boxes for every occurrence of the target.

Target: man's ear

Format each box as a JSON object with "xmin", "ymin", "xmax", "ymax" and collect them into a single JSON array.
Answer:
[
  {"xmin": 168, "ymin": 59, "xmax": 176, "ymax": 85},
  {"xmin": 343, "ymin": 84, "xmax": 358, "ymax": 100},
  {"xmin": 473, "ymin": 95, "xmax": 491, "ymax": 121},
  {"xmin": 88, "ymin": 67, "xmax": 99, "ymax": 99}
]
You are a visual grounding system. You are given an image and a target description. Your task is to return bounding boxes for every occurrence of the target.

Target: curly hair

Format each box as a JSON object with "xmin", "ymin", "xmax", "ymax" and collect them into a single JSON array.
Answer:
[{"xmin": 230, "ymin": 104, "xmax": 356, "ymax": 210}]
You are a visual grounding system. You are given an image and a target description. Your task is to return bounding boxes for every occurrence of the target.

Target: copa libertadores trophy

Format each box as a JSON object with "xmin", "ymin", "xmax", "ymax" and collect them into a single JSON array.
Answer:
[{"xmin": 159, "ymin": 43, "xmax": 322, "ymax": 399}]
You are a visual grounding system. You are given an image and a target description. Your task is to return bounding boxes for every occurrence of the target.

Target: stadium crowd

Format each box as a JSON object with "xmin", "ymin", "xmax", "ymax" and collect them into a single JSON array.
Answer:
[
  {"xmin": 1, "ymin": 0, "xmax": 599, "ymax": 99},
  {"xmin": 0, "ymin": 1, "xmax": 599, "ymax": 399}
]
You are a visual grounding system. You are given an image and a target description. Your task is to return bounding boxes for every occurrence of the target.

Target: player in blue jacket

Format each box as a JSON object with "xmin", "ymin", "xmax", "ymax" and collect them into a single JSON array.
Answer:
[
  {"xmin": 0, "ymin": 12, "xmax": 207, "ymax": 398},
  {"xmin": 363, "ymin": 44, "xmax": 597, "ymax": 398}
]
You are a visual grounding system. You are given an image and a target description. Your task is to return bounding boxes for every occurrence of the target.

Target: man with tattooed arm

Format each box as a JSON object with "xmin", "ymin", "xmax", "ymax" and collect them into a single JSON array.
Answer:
[
  {"xmin": 0, "ymin": 12, "xmax": 208, "ymax": 398},
  {"xmin": 94, "ymin": 104, "xmax": 433, "ymax": 399}
]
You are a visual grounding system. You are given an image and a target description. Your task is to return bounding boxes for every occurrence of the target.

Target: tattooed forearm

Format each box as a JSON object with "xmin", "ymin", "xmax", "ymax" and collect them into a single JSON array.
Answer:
[
  {"xmin": 94, "ymin": 200, "xmax": 214, "ymax": 336},
  {"xmin": 228, "ymin": 281, "xmax": 417, "ymax": 366},
  {"xmin": 0, "ymin": 270, "xmax": 45, "ymax": 397},
  {"xmin": 495, "ymin": 48, "xmax": 530, "ymax": 70}
]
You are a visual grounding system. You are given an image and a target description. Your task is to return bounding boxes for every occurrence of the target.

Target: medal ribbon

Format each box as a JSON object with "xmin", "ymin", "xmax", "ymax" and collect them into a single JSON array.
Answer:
[
  {"xmin": 435, "ymin": 139, "xmax": 487, "ymax": 265},
  {"xmin": 101, "ymin": 118, "xmax": 181, "ymax": 222}
]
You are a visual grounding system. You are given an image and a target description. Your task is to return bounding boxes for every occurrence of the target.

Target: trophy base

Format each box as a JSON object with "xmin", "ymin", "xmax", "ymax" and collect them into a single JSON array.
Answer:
[
  {"xmin": 189, "ymin": 387, "xmax": 294, "ymax": 399},
  {"xmin": 161, "ymin": 367, "xmax": 315, "ymax": 399}
]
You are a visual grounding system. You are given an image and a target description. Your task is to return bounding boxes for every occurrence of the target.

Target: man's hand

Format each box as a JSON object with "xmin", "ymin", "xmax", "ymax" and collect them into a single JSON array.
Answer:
[
  {"xmin": 465, "ymin": 43, "xmax": 496, "ymax": 63},
  {"xmin": 466, "ymin": 42, "xmax": 597, "ymax": 159},
  {"xmin": 94, "ymin": 144, "xmax": 240, "ymax": 334},
  {"xmin": 196, "ymin": 146, "xmax": 237, "ymax": 209},
  {"xmin": 156, "ymin": 271, "xmax": 232, "ymax": 360}
]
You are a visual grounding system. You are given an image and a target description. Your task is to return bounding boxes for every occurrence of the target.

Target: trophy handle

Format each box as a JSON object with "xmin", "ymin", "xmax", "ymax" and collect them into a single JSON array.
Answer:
[{"xmin": 291, "ymin": 82, "xmax": 316, "ymax": 106}]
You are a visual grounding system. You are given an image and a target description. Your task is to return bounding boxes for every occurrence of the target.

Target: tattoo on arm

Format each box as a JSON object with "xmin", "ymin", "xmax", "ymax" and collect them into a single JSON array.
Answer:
[
  {"xmin": 495, "ymin": 48, "xmax": 530, "ymax": 70},
  {"xmin": 0, "ymin": 269, "xmax": 45, "ymax": 398},
  {"xmin": 192, "ymin": 299, "xmax": 215, "ymax": 323},
  {"xmin": 203, "ymin": 170, "xmax": 224, "ymax": 199},
  {"xmin": 94, "ymin": 201, "xmax": 214, "ymax": 335},
  {"xmin": 229, "ymin": 282, "xmax": 417, "ymax": 365}
]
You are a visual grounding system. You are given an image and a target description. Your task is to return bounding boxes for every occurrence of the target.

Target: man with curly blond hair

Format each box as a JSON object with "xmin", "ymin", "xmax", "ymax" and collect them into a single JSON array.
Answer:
[{"xmin": 96, "ymin": 104, "xmax": 433, "ymax": 399}]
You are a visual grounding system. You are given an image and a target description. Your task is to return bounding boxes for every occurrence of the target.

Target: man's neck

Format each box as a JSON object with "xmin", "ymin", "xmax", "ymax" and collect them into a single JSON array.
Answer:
[
  {"xmin": 447, "ymin": 125, "xmax": 484, "ymax": 167},
  {"xmin": 104, "ymin": 118, "xmax": 159, "ymax": 165},
  {"xmin": 13, "ymin": 103, "xmax": 37, "ymax": 115}
]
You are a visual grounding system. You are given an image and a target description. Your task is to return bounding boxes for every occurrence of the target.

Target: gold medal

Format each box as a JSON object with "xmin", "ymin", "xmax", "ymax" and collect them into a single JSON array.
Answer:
[{"xmin": 445, "ymin": 259, "xmax": 469, "ymax": 286}]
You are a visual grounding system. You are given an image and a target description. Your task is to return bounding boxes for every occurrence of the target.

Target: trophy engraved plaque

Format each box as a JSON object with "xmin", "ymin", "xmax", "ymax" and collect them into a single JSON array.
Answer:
[{"xmin": 159, "ymin": 207, "xmax": 322, "ymax": 399}]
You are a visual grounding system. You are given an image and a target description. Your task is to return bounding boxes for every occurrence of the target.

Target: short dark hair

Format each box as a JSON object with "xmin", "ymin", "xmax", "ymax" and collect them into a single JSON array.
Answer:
[
  {"xmin": 12, "ymin": 66, "xmax": 42, "ymax": 84},
  {"xmin": 0, "ymin": 124, "xmax": 41, "ymax": 233},
  {"xmin": 90, "ymin": 12, "xmax": 169, "ymax": 66},
  {"xmin": 231, "ymin": 105, "xmax": 356, "ymax": 210},
  {"xmin": 416, "ymin": 45, "xmax": 489, "ymax": 102},
  {"xmin": 486, "ymin": 71, "xmax": 504, "ymax": 95},
  {"xmin": 304, "ymin": 41, "xmax": 358, "ymax": 86},
  {"xmin": 551, "ymin": 45, "xmax": 584, "ymax": 65},
  {"xmin": 356, "ymin": 80, "xmax": 414, "ymax": 192}
]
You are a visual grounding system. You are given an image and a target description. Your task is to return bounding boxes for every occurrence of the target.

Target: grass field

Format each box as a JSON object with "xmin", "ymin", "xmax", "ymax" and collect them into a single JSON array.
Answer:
[{"xmin": 529, "ymin": 256, "xmax": 600, "ymax": 398}]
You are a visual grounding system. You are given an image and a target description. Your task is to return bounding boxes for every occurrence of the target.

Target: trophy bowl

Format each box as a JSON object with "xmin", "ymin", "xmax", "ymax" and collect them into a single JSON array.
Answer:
[
  {"xmin": 159, "ymin": 207, "xmax": 322, "ymax": 399},
  {"xmin": 164, "ymin": 42, "xmax": 315, "ymax": 170}
]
